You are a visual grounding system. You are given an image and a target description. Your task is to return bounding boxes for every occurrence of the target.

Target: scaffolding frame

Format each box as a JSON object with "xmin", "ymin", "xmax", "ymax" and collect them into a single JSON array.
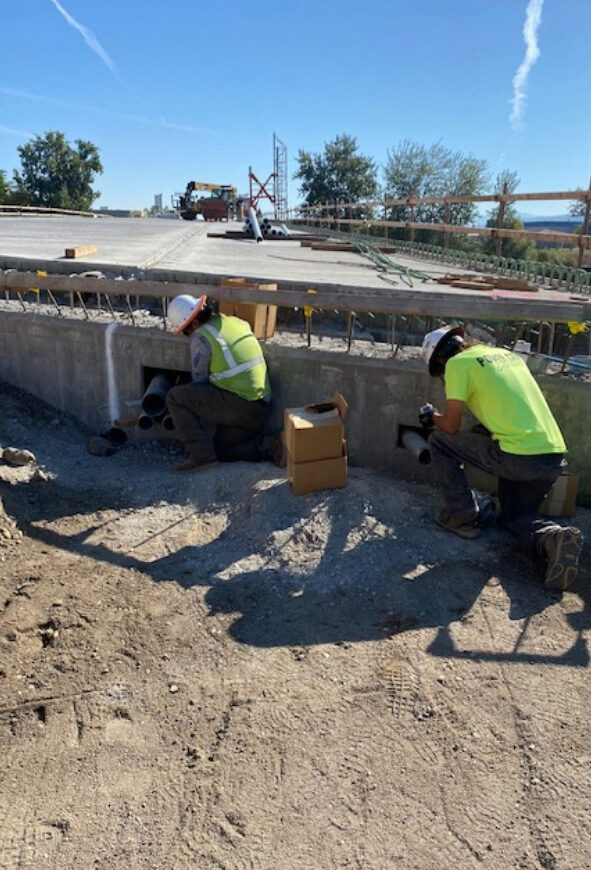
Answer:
[{"xmin": 248, "ymin": 133, "xmax": 288, "ymax": 219}]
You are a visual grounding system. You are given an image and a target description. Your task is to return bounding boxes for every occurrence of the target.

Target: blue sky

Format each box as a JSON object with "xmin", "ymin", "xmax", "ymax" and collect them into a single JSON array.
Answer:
[{"xmin": 1, "ymin": 0, "xmax": 589, "ymax": 214}]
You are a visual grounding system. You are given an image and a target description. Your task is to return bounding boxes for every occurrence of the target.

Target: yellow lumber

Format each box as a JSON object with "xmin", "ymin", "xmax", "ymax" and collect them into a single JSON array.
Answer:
[{"xmin": 65, "ymin": 244, "xmax": 97, "ymax": 259}]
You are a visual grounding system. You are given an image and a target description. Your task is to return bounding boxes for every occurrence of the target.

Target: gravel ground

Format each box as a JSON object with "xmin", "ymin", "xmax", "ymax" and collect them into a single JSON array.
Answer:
[{"xmin": 1, "ymin": 380, "xmax": 591, "ymax": 869}]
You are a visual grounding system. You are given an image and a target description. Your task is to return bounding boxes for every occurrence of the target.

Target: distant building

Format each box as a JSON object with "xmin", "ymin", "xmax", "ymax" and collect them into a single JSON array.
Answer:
[{"xmin": 154, "ymin": 194, "xmax": 163, "ymax": 211}]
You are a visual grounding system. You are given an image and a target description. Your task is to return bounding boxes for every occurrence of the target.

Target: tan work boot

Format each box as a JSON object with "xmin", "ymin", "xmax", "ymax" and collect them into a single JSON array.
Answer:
[
  {"xmin": 541, "ymin": 526, "xmax": 582, "ymax": 590},
  {"xmin": 434, "ymin": 507, "xmax": 481, "ymax": 539}
]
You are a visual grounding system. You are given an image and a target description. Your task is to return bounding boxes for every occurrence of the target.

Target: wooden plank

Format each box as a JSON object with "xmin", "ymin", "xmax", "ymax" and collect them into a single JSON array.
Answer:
[
  {"xmin": 295, "ymin": 217, "xmax": 590, "ymax": 247},
  {"xmin": 0, "ymin": 268, "xmax": 585, "ymax": 323},
  {"xmin": 449, "ymin": 280, "xmax": 496, "ymax": 291},
  {"xmin": 438, "ymin": 273, "xmax": 539, "ymax": 293},
  {"xmin": 65, "ymin": 244, "xmax": 98, "ymax": 259},
  {"xmin": 303, "ymin": 190, "xmax": 590, "ymax": 211},
  {"xmin": 493, "ymin": 277, "xmax": 538, "ymax": 291}
]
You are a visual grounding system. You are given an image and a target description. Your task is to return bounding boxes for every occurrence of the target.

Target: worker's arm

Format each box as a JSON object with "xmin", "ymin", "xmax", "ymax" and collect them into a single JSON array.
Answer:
[
  {"xmin": 433, "ymin": 399, "xmax": 465, "ymax": 434},
  {"xmin": 190, "ymin": 333, "xmax": 212, "ymax": 384}
]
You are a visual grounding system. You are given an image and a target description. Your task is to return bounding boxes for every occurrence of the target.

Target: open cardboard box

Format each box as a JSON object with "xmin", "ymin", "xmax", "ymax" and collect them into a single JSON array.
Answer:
[
  {"xmin": 287, "ymin": 440, "xmax": 348, "ymax": 495},
  {"xmin": 284, "ymin": 392, "xmax": 348, "ymax": 463},
  {"xmin": 219, "ymin": 277, "xmax": 277, "ymax": 339}
]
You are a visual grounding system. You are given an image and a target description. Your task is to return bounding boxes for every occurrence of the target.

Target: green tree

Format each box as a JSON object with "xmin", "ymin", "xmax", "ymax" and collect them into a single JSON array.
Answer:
[
  {"xmin": 0, "ymin": 170, "xmax": 26, "ymax": 205},
  {"xmin": 294, "ymin": 134, "xmax": 378, "ymax": 213},
  {"xmin": 569, "ymin": 194, "xmax": 586, "ymax": 220},
  {"xmin": 383, "ymin": 140, "xmax": 489, "ymax": 242},
  {"xmin": 13, "ymin": 131, "xmax": 103, "ymax": 211},
  {"xmin": 0, "ymin": 170, "xmax": 11, "ymax": 202},
  {"xmin": 484, "ymin": 170, "xmax": 534, "ymax": 260}
]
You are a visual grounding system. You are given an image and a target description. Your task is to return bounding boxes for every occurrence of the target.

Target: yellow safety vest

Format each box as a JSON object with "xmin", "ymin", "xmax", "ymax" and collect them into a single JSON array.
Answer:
[{"xmin": 198, "ymin": 314, "xmax": 270, "ymax": 401}]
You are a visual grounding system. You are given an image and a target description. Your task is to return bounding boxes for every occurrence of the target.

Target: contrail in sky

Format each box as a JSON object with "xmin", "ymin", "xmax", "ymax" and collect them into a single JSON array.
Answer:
[
  {"xmin": 0, "ymin": 124, "xmax": 33, "ymax": 138},
  {"xmin": 509, "ymin": 0, "xmax": 544, "ymax": 129},
  {"xmin": 49, "ymin": 0, "xmax": 119, "ymax": 79},
  {"xmin": 0, "ymin": 87, "xmax": 216, "ymax": 135}
]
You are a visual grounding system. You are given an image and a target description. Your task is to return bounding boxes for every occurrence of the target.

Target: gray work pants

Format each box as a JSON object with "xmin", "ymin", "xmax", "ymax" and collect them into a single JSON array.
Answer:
[
  {"xmin": 166, "ymin": 383, "xmax": 270, "ymax": 463},
  {"xmin": 429, "ymin": 429, "xmax": 564, "ymax": 554}
]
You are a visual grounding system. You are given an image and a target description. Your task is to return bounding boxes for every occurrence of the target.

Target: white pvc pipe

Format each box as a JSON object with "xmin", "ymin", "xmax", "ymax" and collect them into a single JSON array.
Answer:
[
  {"xmin": 248, "ymin": 206, "xmax": 263, "ymax": 243},
  {"xmin": 400, "ymin": 428, "xmax": 431, "ymax": 465}
]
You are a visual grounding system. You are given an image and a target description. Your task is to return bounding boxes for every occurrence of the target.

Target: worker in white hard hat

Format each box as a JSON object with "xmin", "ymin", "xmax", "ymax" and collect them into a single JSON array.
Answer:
[
  {"xmin": 420, "ymin": 324, "xmax": 582, "ymax": 591},
  {"xmin": 165, "ymin": 294, "xmax": 282, "ymax": 473}
]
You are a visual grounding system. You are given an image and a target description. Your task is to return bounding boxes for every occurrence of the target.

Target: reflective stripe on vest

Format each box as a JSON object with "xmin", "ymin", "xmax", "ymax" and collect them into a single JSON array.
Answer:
[
  {"xmin": 201, "ymin": 322, "xmax": 264, "ymax": 382},
  {"xmin": 198, "ymin": 315, "xmax": 269, "ymax": 400}
]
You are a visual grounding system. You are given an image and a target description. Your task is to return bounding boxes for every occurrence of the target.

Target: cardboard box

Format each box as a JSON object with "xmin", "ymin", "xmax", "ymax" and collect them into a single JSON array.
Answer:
[
  {"xmin": 538, "ymin": 471, "xmax": 579, "ymax": 517},
  {"xmin": 288, "ymin": 440, "xmax": 347, "ymax": 495},
  {"xmin": 219, "ymin": 277, "xmax": 277, "ymax": 339},
  {"xmin": 284, "ymin": 392, "xmax": 348, "ymax": 463}
]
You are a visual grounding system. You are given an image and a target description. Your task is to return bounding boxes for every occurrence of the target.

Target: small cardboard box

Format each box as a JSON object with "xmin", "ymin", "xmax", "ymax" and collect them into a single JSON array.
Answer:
[
  {"xmin": 538, "ymin": 471, "xmax": 579, "ymax": 517},
  {"xmin": 219, "ymin": 277, "xmax": 277, "ymax": 339},
  {"xmin": 288, "ymin": 440, "xmax": 348, "ymax": 495},
  {"xmin": 284, "ymin": 392, "xmax": 348, "ymax": 463}
]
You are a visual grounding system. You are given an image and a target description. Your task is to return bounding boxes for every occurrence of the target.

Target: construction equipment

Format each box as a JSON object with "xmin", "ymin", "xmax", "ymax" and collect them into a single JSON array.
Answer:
[{"xmin": 172, "ymin": 181, "xmax": 238, "ymax": 222}]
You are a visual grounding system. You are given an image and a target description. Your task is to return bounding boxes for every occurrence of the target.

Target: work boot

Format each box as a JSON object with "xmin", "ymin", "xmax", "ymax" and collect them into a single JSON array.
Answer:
[
  {"xmin": 174, "ymin": 458, "xmax": 219, "ymax": 474},
  {"xmin": 473, "ymin": 490, "xmax": 497, "ymax": 528},
  {"xmin": 434, "ymin": 507, "xmax": 481, "ymax": 539},
  {"xmin": 258, "ymin": 432, "xmax": 286, "ymax": 467},
  {"xmin": 541, "ymin": 526, "xmax": 583, "ymax": 590}
]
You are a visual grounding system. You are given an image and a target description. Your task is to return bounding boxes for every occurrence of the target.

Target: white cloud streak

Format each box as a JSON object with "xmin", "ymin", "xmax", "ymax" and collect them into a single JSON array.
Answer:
[
  {"xmin": 0, "ymin": 87, "xmax": 215, "ymax": 135},
  {"xmin": 510, "ymin": 0, "xmax": 545, "ymax": 129},
  {"xmin": 49, "ymin": 0, "xmax": 119, "ymax": 79},
  {"xmin": 0, "ymin": 124, "xmax": 34, "ymax": 139}
]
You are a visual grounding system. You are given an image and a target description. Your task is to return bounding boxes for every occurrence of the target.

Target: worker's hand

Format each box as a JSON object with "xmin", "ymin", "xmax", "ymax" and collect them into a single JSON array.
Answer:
[{"xmin": 418, "ymin": 403, "xmax": 435, "ymax": 429}]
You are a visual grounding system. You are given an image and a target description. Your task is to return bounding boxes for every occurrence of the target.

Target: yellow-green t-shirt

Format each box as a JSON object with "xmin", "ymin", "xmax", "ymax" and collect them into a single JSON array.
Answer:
[{"xmin": 444, "ymin": 345, "xmax": 566, "ymax": 455}]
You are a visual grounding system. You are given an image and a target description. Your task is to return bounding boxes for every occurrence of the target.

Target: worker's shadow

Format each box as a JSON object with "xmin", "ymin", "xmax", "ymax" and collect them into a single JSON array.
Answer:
[
  {"xmin": 203, "ymin": 506, "xmax": 591, "ymax": 667},
  {"xmin": 3, "ymin": 467, "xmax": 589, "ymax": 668}
]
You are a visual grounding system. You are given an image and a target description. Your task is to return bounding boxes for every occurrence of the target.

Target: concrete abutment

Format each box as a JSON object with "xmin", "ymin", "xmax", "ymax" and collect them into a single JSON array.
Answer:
[{"xmin": 2, "ymin": 311, "xmax": 591, "ymax": 505}]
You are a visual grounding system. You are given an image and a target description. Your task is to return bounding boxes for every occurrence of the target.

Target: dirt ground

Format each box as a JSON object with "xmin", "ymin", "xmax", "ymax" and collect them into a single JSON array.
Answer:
[{"xmin": 1, "ymin": 380, "xmax": 591, "ymax": 870}]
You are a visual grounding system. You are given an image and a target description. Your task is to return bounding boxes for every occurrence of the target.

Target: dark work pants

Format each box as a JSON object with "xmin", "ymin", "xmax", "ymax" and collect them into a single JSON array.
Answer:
[
  {"xmin": 429, "ymin": 429, "xmax": 565, "ymax": 555},
  {"xmin": 166, "ymin": 383, "xmax": 270, "ymax": 463}
]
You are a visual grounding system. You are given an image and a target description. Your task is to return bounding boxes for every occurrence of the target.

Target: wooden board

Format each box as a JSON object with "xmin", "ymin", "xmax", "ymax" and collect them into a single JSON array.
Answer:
[
  {"xmin": 1, "ymin": 268, "xmax": 583, "ymax": 322},
  {"xmin": 436, "ymin": 273, "xmax": 539, "ymax": 293},
  {"xmin": 449, "ymin": 280, "xmax": 496, "ymax": 291},
  {"xmin": 65, "ymin": 244, "xmax": 97, "ymax": 259}
]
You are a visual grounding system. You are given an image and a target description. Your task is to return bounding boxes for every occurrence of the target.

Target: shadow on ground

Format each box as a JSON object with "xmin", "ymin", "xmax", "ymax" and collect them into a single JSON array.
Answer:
[{"xmin": 3, "ymin": 463, "xmax": 589, "ymax": 669}]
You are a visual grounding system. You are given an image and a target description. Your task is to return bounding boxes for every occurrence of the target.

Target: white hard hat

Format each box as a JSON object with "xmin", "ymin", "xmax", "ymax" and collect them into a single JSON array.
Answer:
[
  {"xmin": 421, "ymin": 325, "xmax": 464, "ymax": 376},
  {"xmin": 168, "ymin": 294, "xmax": 206, "ymax": 335}
]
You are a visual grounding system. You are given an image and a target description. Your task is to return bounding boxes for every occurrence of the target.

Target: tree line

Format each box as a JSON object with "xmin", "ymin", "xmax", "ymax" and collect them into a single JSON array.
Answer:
[
  {"xmin": 0, "ymin": 129, "xmax": 585, "ymax": 265},
  {"xmin": 1, "ymin": 131, "xmax": 103, "ymax": 212},
  {"xmin": 294, "ymin": 134, "xmax": 585, "ymax": 262}
]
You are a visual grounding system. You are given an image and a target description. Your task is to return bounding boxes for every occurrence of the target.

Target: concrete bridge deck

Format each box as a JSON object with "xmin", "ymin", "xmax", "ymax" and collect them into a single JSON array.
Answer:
[{"xmin": 1, "ymin": 215, "xmax": 588, "ymax": 323}]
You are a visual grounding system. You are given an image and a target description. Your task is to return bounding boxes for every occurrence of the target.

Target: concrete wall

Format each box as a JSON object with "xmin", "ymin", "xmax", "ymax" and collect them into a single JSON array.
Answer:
[{"xmin": 1, "ymin": 311, "xmax": 591, "ymax": 504}]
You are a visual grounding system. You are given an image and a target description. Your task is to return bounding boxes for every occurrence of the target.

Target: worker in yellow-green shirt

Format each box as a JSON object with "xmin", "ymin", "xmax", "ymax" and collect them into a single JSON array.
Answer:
[{"xmin": 419, "ymin": 325, "xmax": 582, "ymax": 591}]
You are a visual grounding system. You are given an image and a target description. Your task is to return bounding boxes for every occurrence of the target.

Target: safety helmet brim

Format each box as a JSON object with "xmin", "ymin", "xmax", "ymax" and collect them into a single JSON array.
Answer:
[
  {"xmin": 428, "ymin": 325, "xmax": 464, "ymax": 376},
  {"xmin": 173, "ymin": 295, "xmax": 207, "ymax": 335}
]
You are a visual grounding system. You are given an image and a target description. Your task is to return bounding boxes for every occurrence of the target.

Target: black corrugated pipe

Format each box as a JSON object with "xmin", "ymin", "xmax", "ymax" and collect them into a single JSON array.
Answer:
[
  {"xmin": 138, "ymin": 414, "xmax": 155, "ymax": 431},
  {"xmin": 104, "ymin": 426, "xmax": 128, "ymax": 446}
]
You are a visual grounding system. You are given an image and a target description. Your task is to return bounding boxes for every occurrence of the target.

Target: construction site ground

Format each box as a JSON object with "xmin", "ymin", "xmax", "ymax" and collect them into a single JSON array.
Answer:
[
  {"xmin": 2, "ymin": 217, "xmax": 591, "ymax": 869},
  {"xmin": 1, "ymin": 379, "xmax": 591, "ymax": 870}
]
